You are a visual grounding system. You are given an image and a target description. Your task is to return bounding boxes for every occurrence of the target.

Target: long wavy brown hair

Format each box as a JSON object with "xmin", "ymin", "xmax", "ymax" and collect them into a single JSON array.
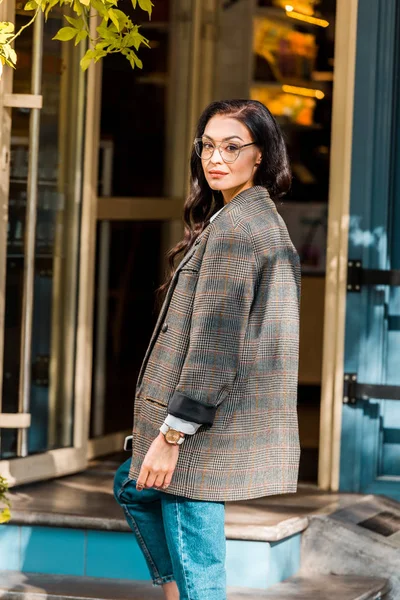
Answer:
[{"xmin": 154, "ymin": 99, "xmax": 292, "ymax": 311}]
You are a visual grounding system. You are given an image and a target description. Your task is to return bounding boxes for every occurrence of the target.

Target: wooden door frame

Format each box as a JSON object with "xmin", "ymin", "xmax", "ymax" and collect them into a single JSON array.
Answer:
[{"xmin": 318, "ymin": 0, "xmax": 359, "ymax": 491}]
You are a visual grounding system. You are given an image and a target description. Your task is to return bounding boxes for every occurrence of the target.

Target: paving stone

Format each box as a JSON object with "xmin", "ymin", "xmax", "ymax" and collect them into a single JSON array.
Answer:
[{"xmin": 0, "ymin": 572, "xmax": 389, "ymax": 600}]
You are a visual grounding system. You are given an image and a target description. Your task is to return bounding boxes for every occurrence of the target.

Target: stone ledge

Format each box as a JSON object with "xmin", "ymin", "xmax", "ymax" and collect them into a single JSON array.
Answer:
[
  {"xmin": 0, "ymin": 572, "xmax": 390, "ymax": 600},
  {"xmin": 6, "ymin": 458, "xmax": 364, "ymax": 543},
  {"xmin": 8, "ymin": 509, "xmax": 309, "ymax": 542}
]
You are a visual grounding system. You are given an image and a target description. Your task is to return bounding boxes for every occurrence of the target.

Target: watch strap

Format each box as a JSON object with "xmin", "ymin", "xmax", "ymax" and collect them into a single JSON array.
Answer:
[{"xmin": 159, "ymin": 421, "xmax": 185, "ymax": 444}]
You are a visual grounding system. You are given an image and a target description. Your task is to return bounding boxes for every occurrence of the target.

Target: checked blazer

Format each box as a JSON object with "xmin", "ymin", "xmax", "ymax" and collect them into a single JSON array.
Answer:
[{"xmin": 129, "ymin": 185, "xmax": 301, "ymax": 501}]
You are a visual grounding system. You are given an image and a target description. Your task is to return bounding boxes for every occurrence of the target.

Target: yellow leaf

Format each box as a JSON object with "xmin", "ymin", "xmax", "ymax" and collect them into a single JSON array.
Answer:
[
  {"xmin": 0, "ymin": 22, "xmax": 15, "ymax": 33},
  {"xmin": 138, "ymin": 0, "xmax": 153, "ymax": 18},
  {"xmin": 53, "ymin": 26, "xmax": 78, "ymax": 41},
  {"xmin": 75, "ymin": 29, "xmax": 88, "ymax": 45},
  {"xmin": 108, "ymin": 8, "xmax": 119, "ymax": 31},
  {"xmin": 0, "ymin": 508, "xmax": 11, "ymax": 523},
  {"xmin": 24, "ymin": 0, "xmax": 39, "ymax": 9}
]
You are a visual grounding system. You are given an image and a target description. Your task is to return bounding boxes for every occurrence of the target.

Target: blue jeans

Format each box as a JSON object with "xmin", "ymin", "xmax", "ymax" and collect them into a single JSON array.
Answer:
[{"xmin": 113, "ymin": 458, "xmax": 227, "ymax": 600}]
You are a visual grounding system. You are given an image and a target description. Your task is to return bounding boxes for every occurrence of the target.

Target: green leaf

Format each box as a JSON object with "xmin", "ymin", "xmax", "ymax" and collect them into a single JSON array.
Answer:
[
  {"xmin": 138, "ymin": 0, "xmax": 153, "ymax": 18},
  {"xmin": 125, "ymin": 29, "xmax": 149, "ymax": 50},
  {"xmin": 80, "ymin": 48, "xmax": 95, "ymax": 71},
  {"xmin": 96, "ymin": 24, "xmax": 116, "ymax": 40},
  {"xmin": 0, "ymin": 508, "xmax": 11, "ymax": 524},
  {"xmin": 73, "ymin": 0, "xmax": 83, "ymax": 15},
  {"xmin": 45, "ymin": 0, "xmax": 59, "ymax": 20},
  {"xmin": 95, "ymin": 40, "xmax": 110, "ymax": 50},
  {"xmin": 90, "ymin": 0, "xmax": 107, "ymax": 17},
  {"xmin": 75, "ymin": 29, "xmax": 88, "ymax": 45},
  {"xmin": 0, "ymin": 34, "xmax": 13, "ymax": 44},
  {"xmin": 94, "ymin": 49, "xmax": 107, "ymax": 62},
  {"xmin": 108, "ymin": 8, "xmax": 119, "ymax": 31},
  {"xmin": 132, "ymin": 52, "xmax": 142, "ymax": 68},
  {"xmin": 0, "ymin": 22, "xmax": 15, "ymax": 33},
  {"xmin": 53, "ymin": 26, "xmax": 78, "ymax": 41},
  {"xmin": 131, "ymin": 0, "xmax": 137, "ymax": 7},
  {"xmin": 8, "ymin": 47, "xmax": 17, "ymax": 65},
  {"xmin": 24, "ymin": 0, "xmax": 39, "ymax": 10},
  {"xmin": 64, "ymin": 15, "xmax": 84, "ymax": 29}
]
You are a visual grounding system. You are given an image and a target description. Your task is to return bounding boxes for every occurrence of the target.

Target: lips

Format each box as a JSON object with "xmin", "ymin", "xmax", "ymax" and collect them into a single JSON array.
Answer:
[{"xmin": 209, "ymin": 170, "xmax": 228, "ymax": 175}]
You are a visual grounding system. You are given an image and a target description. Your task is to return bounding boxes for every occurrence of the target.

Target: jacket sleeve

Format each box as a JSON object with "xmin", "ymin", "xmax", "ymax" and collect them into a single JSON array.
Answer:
[{"xmin": 167, "ymin": 227, "xmax": 257, "ymax": 426}]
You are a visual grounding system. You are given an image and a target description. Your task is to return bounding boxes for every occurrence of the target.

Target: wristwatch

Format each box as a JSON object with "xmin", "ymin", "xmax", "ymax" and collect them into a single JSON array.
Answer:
[{"xmin": 159, "ymin": 422, "xmax": 185, "ymax": 445}]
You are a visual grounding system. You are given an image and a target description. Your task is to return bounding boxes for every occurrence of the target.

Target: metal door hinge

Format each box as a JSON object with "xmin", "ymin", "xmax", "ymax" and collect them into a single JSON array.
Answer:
[
  {"xmin": 347, "ymin": 260, "xmax": 400, "ymax": 292},
  {"xmin": 343, "ymin": 373, "xmax": 400, "ymax": 405}
]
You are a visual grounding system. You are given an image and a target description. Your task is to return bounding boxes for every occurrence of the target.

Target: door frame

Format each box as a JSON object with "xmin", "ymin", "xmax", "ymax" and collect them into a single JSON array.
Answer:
[
  {"xmin": 318, "ymin": 0, "xmax": 360, "ymax": 491},
  {"xmin": 0, "ymin": 9, "xmax": 102, "ymax": 485}
]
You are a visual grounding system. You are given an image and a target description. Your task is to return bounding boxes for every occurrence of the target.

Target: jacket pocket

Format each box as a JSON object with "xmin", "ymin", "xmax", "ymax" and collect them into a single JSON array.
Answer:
[{"xmin": 145, "ymin": 396, "xmax": 168, "ymax": 408}]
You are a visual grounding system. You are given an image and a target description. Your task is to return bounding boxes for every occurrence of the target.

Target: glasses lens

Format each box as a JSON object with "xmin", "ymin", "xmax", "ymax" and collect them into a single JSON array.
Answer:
[
  {"xmin": 201, "ymin": 140, "xmax": 214, "ymax": 160},
  {"xmin": 220, "ymin": 142, "xmax": 240, "ymax": 162},
  {"xmin": 194, "ymin": 140, "xmax": 204, "ymax": 159}
]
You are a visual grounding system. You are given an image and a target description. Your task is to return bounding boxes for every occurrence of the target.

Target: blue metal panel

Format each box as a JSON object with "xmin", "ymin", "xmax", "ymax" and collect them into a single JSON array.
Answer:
[
  {"xmin": 226, "ymin": 540, "xmax": 270, "ymax": 589},
  {"xmin": 340, "ymin": 0, "xmax": 400, "ymax": 496},
  {"xmin": 85, "ymin": 530, "xmax": 151, "ymax": 580},
  {"xmin": 268, "ymin": 534, "xmax": 301, "ymax": 587},
  {"xmin": 226, "ymin": 534, "xmax": 301, "ymax": 589},
  {"xmin": 0, "ymin": 525, "xmax": 20, "ymax": 571},
  {"xmin": 20, "ymin": 526, "xmax": 85, "ymax": 576}
]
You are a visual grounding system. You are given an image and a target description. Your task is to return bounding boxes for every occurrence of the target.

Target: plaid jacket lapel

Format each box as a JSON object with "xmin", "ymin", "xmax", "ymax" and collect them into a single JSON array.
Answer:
[{"xmin": 135, "ymin": 226, "xmax": 212, "ymax": 394}]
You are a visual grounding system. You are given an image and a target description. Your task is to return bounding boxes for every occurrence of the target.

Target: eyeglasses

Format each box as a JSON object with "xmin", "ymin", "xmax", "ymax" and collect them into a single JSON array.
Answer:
[{"xmin": 193, "ymin": 138, "xmax": 256, "ymax": 163}]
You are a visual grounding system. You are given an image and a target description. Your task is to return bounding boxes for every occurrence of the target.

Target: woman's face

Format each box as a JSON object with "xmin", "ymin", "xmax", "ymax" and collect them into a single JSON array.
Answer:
[{"xmin": 201, "ymin": 115, "xmax": 262, "ymax": 202}]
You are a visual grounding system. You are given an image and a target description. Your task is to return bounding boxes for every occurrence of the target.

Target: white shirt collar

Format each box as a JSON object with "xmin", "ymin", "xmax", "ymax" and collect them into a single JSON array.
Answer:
[{"xmin": 210, "ymin": 204, "xmax": 226, "ymax": 223}]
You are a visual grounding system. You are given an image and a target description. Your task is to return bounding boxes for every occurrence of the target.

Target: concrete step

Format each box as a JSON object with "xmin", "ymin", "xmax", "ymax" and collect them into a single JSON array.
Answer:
[
  {"xmin": 300, "ymin": 494, "xmax": 400, "ymax": 598},
  {"xmin": 0, "ymin": 572, "xmax": 390, "ymax": 599}
]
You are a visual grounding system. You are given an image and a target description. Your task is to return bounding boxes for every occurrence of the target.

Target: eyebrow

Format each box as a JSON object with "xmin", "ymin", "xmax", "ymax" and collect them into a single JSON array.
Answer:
[{"xmin": 202, "ymin": 134, "xmax": 244, "ymax": 142}]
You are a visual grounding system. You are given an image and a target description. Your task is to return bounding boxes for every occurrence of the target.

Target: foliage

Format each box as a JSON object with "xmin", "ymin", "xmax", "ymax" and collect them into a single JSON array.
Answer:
[
  {"xmin": 0, "ymin": 475, "xmax": 11, "ymax": 524},
  {"xmin": 0, "ymin": 0, "xmax": 153, "ymax": 74}
]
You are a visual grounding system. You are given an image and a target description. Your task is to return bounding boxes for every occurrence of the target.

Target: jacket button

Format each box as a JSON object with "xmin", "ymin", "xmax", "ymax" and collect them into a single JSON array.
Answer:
[{"xmin": 161, "ymin": 322, "xmax": 168, "ymax": 332}]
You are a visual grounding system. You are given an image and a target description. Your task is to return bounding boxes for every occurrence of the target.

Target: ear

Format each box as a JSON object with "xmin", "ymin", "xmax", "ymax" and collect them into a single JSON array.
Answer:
[{"xmin": 255, "ymin": 150, "xmax": 262, "ymax": 166}]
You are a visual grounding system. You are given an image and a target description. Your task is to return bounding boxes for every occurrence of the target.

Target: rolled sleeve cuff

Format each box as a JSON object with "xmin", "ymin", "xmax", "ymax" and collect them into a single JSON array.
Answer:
[{"xmin": 168, "ymin": 391, "xmax": 217, "ymax": 426}]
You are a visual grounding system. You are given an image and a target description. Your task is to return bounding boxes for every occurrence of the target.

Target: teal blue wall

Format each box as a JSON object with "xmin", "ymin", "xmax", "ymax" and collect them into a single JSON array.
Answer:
[
  {"xmin": 340, "ymin": 0, "xmax": 400, "ymax": 498},
  {"xmin": 0, "ymin": 524, "xmax": 301, "ymax": 588}
]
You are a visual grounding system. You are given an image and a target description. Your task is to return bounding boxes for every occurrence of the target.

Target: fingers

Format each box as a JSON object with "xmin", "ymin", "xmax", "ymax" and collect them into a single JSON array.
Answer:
[
  {"xmin": 153, "ymin": 474, "xmax": 165, "ymax": 489},
  {"xmin": 136, "ymin": 468, "xmax": 172, "ymax": 491},
  {"xmin": 162, "ymin": 472, "xmax": 173, "ymax": 489},
  {"xmin": 136, "ymin": 466, "xmax": 148, "ymax": 491},
  {"xmin": 145, "ymin": 472, "xmax": 158, "ymax": 489}
]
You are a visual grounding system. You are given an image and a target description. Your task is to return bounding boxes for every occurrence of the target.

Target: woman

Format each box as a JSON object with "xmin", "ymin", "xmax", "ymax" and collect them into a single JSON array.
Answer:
[{"xmin": 114, "ymin": 99, "xmax": 301, "ymax": 600}]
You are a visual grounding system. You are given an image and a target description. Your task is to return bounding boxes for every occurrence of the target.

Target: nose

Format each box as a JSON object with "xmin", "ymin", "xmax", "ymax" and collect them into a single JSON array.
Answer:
[{"xmin": 210, "ymin": 146, "xmax": 224, "ymax": 164}]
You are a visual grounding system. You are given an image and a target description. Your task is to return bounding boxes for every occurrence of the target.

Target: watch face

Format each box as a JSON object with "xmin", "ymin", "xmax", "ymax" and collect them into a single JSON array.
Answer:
[{"xmin": 165, "ymin": 429, "xmax": 180, "ymax": 443}]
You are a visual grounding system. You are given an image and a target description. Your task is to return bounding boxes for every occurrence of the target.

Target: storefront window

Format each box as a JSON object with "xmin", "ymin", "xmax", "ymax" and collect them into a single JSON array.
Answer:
[
  {"xmin": 251, "ymin": 0, "xmax": 335, "ymax": 274},
  {"xmin": 100, "ymin": 1, "xmax": 171, "ymax": 197},
  {"xmin": 0, "ymin": 6, "xmax": 86, "ymax": 458}
]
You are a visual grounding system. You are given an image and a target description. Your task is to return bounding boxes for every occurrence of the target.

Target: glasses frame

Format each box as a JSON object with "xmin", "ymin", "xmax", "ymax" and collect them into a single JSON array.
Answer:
[{"xmin": 193, "ymin": 138, "xmax": 256, "ymax": 163}]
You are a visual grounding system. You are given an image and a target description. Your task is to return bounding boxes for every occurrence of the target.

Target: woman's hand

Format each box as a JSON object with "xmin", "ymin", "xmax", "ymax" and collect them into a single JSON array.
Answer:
[{"xmin": 136, "ymin": 432, "xmax": 181, "ymax": 491}]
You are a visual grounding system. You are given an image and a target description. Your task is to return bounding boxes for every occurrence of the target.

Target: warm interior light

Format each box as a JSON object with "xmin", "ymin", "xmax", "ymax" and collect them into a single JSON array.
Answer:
[
  {"xmin": 285, "ymin": 4, "xmax": 294, "ymax": 11},
  {"xmin": 285, "ymin": 9, "xmax": 329, "ymax": 27},
  {"xmin": 282, "ymin": 84, "xmax": 325, "ymax": 100}
]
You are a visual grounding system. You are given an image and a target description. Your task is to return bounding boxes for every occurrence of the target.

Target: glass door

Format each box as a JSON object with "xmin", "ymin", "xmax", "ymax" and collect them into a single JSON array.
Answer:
[
  {"xmin": 0, "ymin": 0, "xmax": 92, "ymax": 484},
  {"xmin": 89, "ymin": 0, "xmax": 218, "ymax": 458}
]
